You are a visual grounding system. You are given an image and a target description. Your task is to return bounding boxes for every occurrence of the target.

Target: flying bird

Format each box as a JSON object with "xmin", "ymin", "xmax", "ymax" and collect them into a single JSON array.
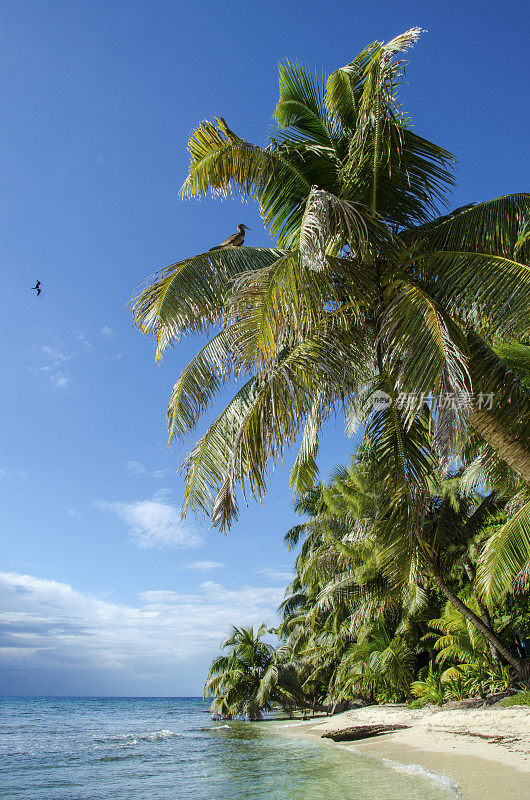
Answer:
[
  {"xmin": 31, "ymin": 280, "xmax": 42, "ymax": 296},
  {"xmin": 209, "ymin": 224, "xmax": 251, "ymax": 251}
]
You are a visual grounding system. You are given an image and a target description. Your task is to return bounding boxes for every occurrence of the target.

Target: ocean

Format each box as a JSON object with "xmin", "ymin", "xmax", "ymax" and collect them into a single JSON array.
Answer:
[{"xmin": 0, "ymin": 697, "xmax": 461, "ymax": 799}]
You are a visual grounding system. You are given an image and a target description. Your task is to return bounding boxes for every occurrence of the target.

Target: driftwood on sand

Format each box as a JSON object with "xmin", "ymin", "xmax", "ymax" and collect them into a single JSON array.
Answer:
[{"xmin": 321, "ymin": 724, "xmax": 410, "ymax": 742}]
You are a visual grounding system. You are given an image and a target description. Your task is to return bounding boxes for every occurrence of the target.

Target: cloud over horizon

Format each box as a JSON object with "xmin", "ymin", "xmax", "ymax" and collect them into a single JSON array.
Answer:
[{"xmin": 0, "ymin": 571, "xmax": 283, "ymax": 695}]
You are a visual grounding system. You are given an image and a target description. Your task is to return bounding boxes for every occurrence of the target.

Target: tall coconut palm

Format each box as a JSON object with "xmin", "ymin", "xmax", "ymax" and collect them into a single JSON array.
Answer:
[
  {"xmin": 468, "ymin": 344, "xmax": 530, "ymax": 603},
  {"xmin": 134, "ymin": 28, "xmax": 530, "ymax": 534},
  {"xmin": 321, "ymin": 462, "xmax": 530, "ymax": 684}
]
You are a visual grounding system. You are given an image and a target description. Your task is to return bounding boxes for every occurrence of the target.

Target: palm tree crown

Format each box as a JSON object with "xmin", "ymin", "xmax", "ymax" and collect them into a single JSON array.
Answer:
[{"xmin": 134, "ymin": 29, "xmax": 530, "ymax": 561}]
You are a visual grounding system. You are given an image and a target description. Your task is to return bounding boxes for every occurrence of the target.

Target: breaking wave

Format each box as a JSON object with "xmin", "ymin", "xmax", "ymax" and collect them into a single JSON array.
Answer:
[{"xmin": 93, "ymin": 729, "xmax": 179, "ymax": 746}]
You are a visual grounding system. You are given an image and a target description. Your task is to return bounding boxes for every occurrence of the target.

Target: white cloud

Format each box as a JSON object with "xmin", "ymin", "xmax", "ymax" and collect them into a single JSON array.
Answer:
[
  {"xmin": 0, "ymin": 571, "xmax": 283, "ymax": 693},
  {"xmin": 66, "ymin": 509, "xmax": 82, "ymax": 520},
  {"xmin": 96, "ymin": 498, "xmax": 203, "ymax": 550},
  {"xmin": 181, "ymin": 561, "xmax": 225, "ymax": 572},
  {"xmin": 126, "ymin": 460, "xmax": 146, "ymax": 475},
  {"xmin": 197, "ymin": 581, "xmax": 285, "ymax": 606},
  {"xmin": 41, "ymin": 344, "xmax": 69, "ymax": 364},
  {"xmin": 77, "ymin": 332, "xmax": 93, "ymax": 351},
  {"xmin": 50, "ymin": 373, "xmax": 70, "ymax": 389},
  {"xmin": 152, "ymin": 488, "xmax": 172, "ymax": 501},
  {"xmin": 151, "ymin": 469, "xmax": 171, "ymax": 479},
  {"xmin": 254, "ymin": 568, "xmax": 294, "ymax": 583},
  {"xmin": 0, "ymin": 469, "xmax": 28, "ymax": 479},
  {"xmin": 32, "ymin": 334, "xmax": 98, "ymax": 392},
  {"xmin": 126, "ymin": 461, "xmax": 171, "ymax": 479},
  {"xmin": 101, "ymin": 326, "xmax": 112, "ymax": 335}
]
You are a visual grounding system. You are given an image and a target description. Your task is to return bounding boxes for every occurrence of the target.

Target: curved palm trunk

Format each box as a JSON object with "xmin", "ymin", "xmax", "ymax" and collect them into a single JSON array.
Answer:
[
  {"xmin": 428, "ymin": 566, "xmax": 530, "ymax": 686},
  {"xmin": 463, "ymin": 557, "xmax": 499, "ymax": 663},
  {"xmin": 469, "ymin": 408, "xmax": 530, "ymax": 488}
]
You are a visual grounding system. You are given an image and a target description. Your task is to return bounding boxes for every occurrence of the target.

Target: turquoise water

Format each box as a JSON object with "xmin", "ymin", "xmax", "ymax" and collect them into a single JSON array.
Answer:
[{"xmin": 0, "ymin": 697, "xmax": 460, "ymax": 799}]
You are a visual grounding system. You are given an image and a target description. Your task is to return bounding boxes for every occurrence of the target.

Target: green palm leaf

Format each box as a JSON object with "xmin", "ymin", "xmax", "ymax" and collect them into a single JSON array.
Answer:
[
  {"xmin": 133, "ymin": 247, "xmax": 284, "ymax": 358},
  {"xmin": 417, "ymin": 250, "xmax": 530, "ymax": 339},
  {"xmin": 412, "ymin": 193, "xmax": 530, "ymax": 259},
  {"xmin": 477, "ymin": 501, "xmax": 530, "ymax": 600},
  {"xmin": 379, "ymin": 281, "xmax": 470, "ymax": 452}
]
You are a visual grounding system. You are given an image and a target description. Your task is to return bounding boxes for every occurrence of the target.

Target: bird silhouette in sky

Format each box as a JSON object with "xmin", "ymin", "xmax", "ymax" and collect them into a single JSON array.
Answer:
[
  {"xmin": 31, "ymin": 280, "xmax": 42, "ymax": 296},
  {"xmin": 209, "ymin": 223, "xmax": 251, "ymax": 251}
]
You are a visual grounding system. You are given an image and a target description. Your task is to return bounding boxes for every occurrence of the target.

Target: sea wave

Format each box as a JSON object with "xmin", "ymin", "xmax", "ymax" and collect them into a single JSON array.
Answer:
[
  {"xmin": 93, "ymin": 729, "xmax": 179, "ymax": 746},
  {"xmin": 140, "ymin": 729, "xmax": 179, "ymax": 741},
  {"xmin": 378, "ymin": 757, "xmax": 461, "ymax": 794}
]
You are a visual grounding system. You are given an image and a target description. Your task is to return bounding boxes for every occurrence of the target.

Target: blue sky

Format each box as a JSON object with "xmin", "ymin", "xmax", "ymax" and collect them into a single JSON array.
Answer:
[{"xmin": 1, "ymin": 0, "xmax": 529, "ymax": 696}]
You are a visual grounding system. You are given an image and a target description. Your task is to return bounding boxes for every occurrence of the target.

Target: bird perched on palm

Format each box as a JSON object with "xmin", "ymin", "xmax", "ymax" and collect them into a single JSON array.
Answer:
[{"xmin": 209, "ymin": 223, "xmax": 250, "ymax": 250}]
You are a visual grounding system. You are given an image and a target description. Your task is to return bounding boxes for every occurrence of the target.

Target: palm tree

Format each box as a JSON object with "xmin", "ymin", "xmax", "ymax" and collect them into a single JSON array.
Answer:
[
  {"xmin": 283, "ymin": 459, "xmax": 530, "ymax": 687},
  {"xmin": 134, "ymin": 28, "xmax": 530, "ymax": 534},
  {"xmin": 425, "ymin": 602, "xmax": 514, "ymax": 698},
  {"xmin": 204, "ymin": 624, "xmax": 308, "ymax": 719},
  {"xmin": 467, "ymin": 345, "xmax": 530, "ymax": 603},
  {"xmin": 204, "ymin": 624, "xmax": 275, "ymax": 719},
  {"xmin": 332, "ymin": 620, "xmax": 417, "ymax": 703},
  {"xmin": 278, "ymin": 462, "xmax": 437, "ymax": 704}
]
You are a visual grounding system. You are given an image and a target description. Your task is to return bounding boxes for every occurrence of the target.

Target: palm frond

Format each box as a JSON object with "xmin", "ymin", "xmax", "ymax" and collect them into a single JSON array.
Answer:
[
  {"xmin": 299, "ymin": 186, "xmax": 368, "ymax": 269},
  {"xmin": 477, "ymin": 501, "xmax": 530, "ymax": 600},
  {"xmin": 180, "ymin": 116, "xmax": 311, "ymax": 201},
  {"xmin": 324, "ymin": 43, "xmax": 377, "ymax": 131},
  {"xmin": 229, "ymin": 251, "xmax": 374, "ymax": 369},
  {"xmin": 133, "ymin": 247, "xmax": 283, "ymax": 358},
  {"xmin": 167, "ymin": 328, "xmax": 236, "ymax": 443},
  {"xmin": 360, "ymin": 378, "xmax": 434, "ymax": 500},
  {"xmin": 182, "ymin": 325, "xmax": 359, "ymax": 528},
  {"xmin": 410, "ymin": 194, "xmax": 530, "ymax": 260},
  {"xmin": 274, "ymin": 62, "xmax": 338, "ymax": 150},
  {"xmin": 289, "ymin": 392, "xmax": 322, "ymax": 496},
  {"xmin": 343, "ymin": 28, "xmax": 454, "ymax": 222},
  {"xmin": 493, "ymin": 342, "xmax": 530, "ymax": 387},
  {"xmin": 417, "ymin": 250, "xmax": 530, "ymax": 340},
  {"xmin": 379, "ymin": 281, "xmax": 470, "ymax": 454},
  {"xmin": 467, "ymin": 333, "xmax": 530, "ymax": 452}
]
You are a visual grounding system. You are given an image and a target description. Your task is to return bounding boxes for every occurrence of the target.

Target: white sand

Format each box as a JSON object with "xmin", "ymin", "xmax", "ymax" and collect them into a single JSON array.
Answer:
[{"xmin": 277, "ymin": 704, "xmax": 530, "ymax": 800}]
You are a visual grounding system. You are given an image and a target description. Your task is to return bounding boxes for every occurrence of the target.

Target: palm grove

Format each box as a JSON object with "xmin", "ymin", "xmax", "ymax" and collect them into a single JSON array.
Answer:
[{"xmin": 134, "ymin": 29, "xmax": 530, "ymax": 717}]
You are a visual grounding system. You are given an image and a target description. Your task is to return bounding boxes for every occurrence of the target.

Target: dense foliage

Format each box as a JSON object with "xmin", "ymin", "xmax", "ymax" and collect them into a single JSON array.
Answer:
[
  {"xmin": 274, "ymin": 464, "xmax": 530, "ymax": 710},
  {"xmin": 206, "ymin": 465, "xmax": 530, "ymax": 717}
]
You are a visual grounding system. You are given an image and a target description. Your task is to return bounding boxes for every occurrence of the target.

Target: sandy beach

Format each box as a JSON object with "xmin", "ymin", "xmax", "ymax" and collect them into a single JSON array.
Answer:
[{"xmin": 276, "ymin": 704, "xmax": 530, "ymax": 800}]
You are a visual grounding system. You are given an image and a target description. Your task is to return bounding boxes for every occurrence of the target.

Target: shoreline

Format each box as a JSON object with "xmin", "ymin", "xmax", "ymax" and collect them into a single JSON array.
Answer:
[{"xmin": 274, "ymin": 704, "xmax": 530, "ymax": 800}]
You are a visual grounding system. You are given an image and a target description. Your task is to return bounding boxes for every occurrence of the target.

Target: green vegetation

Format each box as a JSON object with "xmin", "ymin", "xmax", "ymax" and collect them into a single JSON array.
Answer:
[
  {"xmin": 499, "ymin": 691, "xmax": 530, "ymax": 707},
  {"xmin": 205, "ymin": 466, "xmax": 529, "ymax": 717},
  {"xmin": 203, "ymin": 624, "xmax": 308, "ymax": 720},
  {"xmin": 134, "ymin": 30, "xmax": 530, "ymax": 717}
]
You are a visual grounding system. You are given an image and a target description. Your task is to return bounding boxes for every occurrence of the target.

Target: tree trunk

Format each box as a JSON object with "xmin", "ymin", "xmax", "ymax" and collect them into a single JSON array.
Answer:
[
  {"xmin": 418, "ymin": 620, "xmax": 436, "ymax": 665},
  {"xmin": 429, "ymin": 566, "xmax": 530, "ymax": 686},
  {"xmin": 463, "ymin": 557, "xmax": 499, "ymax": 663},
  {"xmin": 470, "ymin": 407, "xmax": 530, "ymax": 487}
]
